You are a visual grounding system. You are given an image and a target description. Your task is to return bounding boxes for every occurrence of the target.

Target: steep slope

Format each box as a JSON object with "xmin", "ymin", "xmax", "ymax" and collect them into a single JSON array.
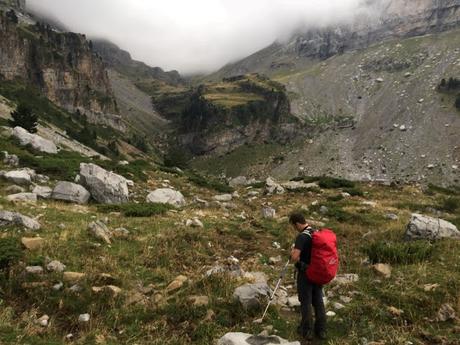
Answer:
[
  {"xmin": 200, "ymin": 0, "xmax": 460, "ymax": 186},
  {"xmin": 0, "ymin": 8, "xmax": 124, "ymax": 131}
]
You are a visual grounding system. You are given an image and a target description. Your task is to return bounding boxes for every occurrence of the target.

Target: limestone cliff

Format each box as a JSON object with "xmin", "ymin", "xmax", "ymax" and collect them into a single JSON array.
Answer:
[{"xmin": 0, "ymin": 9, "xmax": 124, "ymax": 131}]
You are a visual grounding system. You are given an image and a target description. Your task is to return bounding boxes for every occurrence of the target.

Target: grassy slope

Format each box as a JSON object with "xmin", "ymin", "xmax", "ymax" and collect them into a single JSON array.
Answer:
[{"xmin": 0, "ymin": 150, "xmax": 459, "ymax": 344}]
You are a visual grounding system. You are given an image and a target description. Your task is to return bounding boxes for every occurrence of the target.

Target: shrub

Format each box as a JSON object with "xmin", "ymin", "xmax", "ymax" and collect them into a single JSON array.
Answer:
[
  {"xmin": 0, "ymin": 238, "xmax": 23, "ymax": 272},
  {"xmin": 9, "ymin": 102, "xmax": 38, "ymax": 133},
  {"xmin": 97, "ymin": 203, "xmax": 172, "ymax": 217},
  {"xmin": 188, "ymin": 173, "xmax": 234, "ymax": 193},
  {"xmin": 363, "ymin": 241, "xmax": 433, "ymax": 265},
  {"xmin": 318, "ymin": 177, "xmax": 355, "ymax": 189},
  {"xmin": 439, "ymin": 198, "xmax": 460, "ymax": 213},
  {"xmin": 164, "ymin": 147, "xmax": 190, "ymax": 169},
  {"xmin": 343, "ymin": 187, "xmax": 364, "ymax": 197}
]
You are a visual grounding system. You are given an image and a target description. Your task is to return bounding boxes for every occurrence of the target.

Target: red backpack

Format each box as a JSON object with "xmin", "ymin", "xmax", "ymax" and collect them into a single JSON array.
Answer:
[{"xmin": 305, "ymin": 229, "xmax": 339, "ymax": 285}]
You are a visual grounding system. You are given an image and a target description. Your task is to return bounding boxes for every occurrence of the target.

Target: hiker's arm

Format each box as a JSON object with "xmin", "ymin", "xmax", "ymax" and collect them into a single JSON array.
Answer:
[{"xmin": 291, "ymin": 248, "xmax": 301, "ymax": 262}]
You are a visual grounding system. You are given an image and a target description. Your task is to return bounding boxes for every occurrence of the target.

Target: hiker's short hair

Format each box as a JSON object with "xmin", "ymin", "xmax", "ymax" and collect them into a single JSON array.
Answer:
[{"xmin": 289, "ymin": 212, "xmax": 306, "ymax": 225}]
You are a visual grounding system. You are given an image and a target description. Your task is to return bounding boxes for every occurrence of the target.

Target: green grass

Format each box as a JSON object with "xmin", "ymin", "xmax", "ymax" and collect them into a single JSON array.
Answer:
[
  {"xmin": 187, "ymin": 172, "xmax": 234, "ymax": 193},
  {"xmin": 97, "ymin": 203, "xmax": 173, "ymax": 217},
  {"xmin": 363, "ymin": 241, "xmax": 434, "ymax": 265}
]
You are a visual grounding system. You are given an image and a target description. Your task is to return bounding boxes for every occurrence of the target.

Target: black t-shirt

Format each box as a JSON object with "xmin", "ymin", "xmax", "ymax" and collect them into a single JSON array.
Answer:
[{"xmin": 294, "ymin": 227, "xmax": 313, "ymax": 264}]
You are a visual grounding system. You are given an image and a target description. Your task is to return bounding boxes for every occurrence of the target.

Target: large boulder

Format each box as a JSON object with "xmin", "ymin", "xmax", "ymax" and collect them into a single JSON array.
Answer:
[
  {"xmin": 79, "ymin": 163, "xmax": 129, "ymax": 204},
  {"xmin": 405, "ymin": 214, "xmax": 460, "ymax": 241},
  {"xmin": 32, "ymin": 186, "xmax": 52, "ymax": 199},
  {"xmin": 218, "ymin": 333, "xmax": 300, "ymax": 345},
  {"xmin": 229, "ymin": 176, "xmax": 248, "ymax": 187},
  {"xmin": 6, "ymin": 192, "xmax": 37, "ymax": 203},
  {"xmin": 281, "ymin": 181, "xmax": 319, "ymax": 192},
  {"xmin": 146, "ymin": 188, "xmax": 186, "ymax": 207},
  {"xmin": 0, "ymin": 210, "xmax": 41, "ymax": 230},
  {"xmin": 265, "ymin": 177, "xmax": 285, "ymax": 195},
  {"xmin": 233, "ymin": 283, "xmax": 271, "ymax": 309},
  {"xmin": 1, "ymin": 169, "xmax": 35, "ymax": 185},
  {"xmin": 12, "ymin": 127, "xmax": 58, "ymax": 154},
  {"xmin": 51, "ymin": 181, "xmax": 91, "ymax": 204}
]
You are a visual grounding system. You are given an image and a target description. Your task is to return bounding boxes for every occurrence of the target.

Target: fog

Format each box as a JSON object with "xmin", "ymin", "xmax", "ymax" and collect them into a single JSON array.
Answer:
[{"xmin": 27, "ymin": 0, "xmax": 374, "ymax": 74}]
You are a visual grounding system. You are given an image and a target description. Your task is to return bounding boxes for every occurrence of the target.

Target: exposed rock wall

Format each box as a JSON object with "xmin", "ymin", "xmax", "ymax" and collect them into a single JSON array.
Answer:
[{"xmin": 0, "ymin": 11, "xmax": 123, "ymax": 130}]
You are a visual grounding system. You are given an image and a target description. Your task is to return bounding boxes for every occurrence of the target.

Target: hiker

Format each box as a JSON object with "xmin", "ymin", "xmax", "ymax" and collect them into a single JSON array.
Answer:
[{"xmin": 290, "ymin": 212, "xmax": 327, "ymax": 341}]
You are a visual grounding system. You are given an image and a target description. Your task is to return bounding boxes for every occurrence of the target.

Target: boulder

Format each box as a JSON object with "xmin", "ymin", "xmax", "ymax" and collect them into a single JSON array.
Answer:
[
  {"xmin": 51, "ymin": 182, "xmax": 91, "ymax": 204},
  {"xmin": 233, "ymin": 283, "xmax": 271, "ymax": 309},
  {"xmin": 5, "ymin": 185, "xmax": 25, "ymax": 194},
  {"xmin": 21, "ymin": 237, "xmax": 45, "ymax": 250},
  {"xmin": 6, "ymin": 192, "xmax": 37, "ymax": 203},
  {"xmin": 373, "ymin": 263, "xmax": 392, "ymax": 278},
  {"xmin": 405, "ymin": 214, "xmax": 460, "ymax": 241},
  {"xmin": 218, "ymin": 333, "xmax": 300, "ymax": 345},
  {"xmin": 214, "ymin": 194, "xmax": 233, "ymax": 202},
  {"xmin": 261, "ymin": 207, "xmax": 276, "ymax": 219},
  {"xmin": 88, "ymin": 221, "xmax": 112, "ymax": 244},
  {"xmin": 146, "ymin": 188, "xmax": 186, "ymax": 207},
  {"xmin": 0, "ymin": 210, "xmax": 40, "ymax": 230},
  {"xmin": 2, "ymin": 169, "xmax": 34, "ymax": 185},
  {"xmin": 12, "ymin": 127, "xmax": 58, "ymax": 154},
  {"xmin": 63, "ymin": 272, "xmax": 86, "ymax": 283},
  {"xmin": 332, "ymin": 274, "xmax": 359, "ymax": 285},
  {"xmin": 229, "ymin": 176, "xmax": 248, "ymax": 187},
  {"xmin": 26, "ymin": 266, "xmax": 44, "ymax": 275},
  {"xmin": 79, "ymin": 163, "xmax": 130, "ymax": 204},
  {"xmin": 166, "ymin": 275, "xmax": 188, "ymax": 292},
  {"xmin": 2, "ymin": 151, "xmax": 19, "ymax": 166},
  {"xmin": 32, "ymin": 186, "xmax": 52, "ymax": 199},
  {"xmin": 281, "ymin": 181, "xmax": 318, "ymax": 191},
  {"xmin": 265, "ymin": 177, "xmax": 285, "ymax": 195},
  {"xmin": 47, "ymin": 260, "xmax": 66, "ymax": 273}
]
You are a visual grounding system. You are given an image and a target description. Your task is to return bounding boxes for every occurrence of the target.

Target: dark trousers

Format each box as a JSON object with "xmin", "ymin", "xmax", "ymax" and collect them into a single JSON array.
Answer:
[{"xmin": 297, "ymin": 269, "xmax": 326, "ymax": 334}]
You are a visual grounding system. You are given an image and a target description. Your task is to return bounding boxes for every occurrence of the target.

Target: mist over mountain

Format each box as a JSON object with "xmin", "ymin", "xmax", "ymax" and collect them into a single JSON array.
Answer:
[{"xmin": 27, "ymin": 0, "xmax": 379, "ymax": 74}]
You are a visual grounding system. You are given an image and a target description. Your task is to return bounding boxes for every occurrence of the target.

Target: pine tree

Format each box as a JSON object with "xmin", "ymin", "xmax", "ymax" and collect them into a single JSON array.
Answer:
[{"xmin": 9, "ymin": 103, "xmax": 38, "ymax": 133}]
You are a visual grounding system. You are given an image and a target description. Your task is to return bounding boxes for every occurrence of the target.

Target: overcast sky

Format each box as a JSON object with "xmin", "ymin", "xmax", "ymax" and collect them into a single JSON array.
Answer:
[{"xmin": 27, "ymin": 0, "xmax": 371, "ymax": 74}]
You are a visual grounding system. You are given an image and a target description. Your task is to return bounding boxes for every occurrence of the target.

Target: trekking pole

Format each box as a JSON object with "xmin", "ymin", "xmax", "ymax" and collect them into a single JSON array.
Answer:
[{"xmin": 254, "ymin": 258, "xmax": 291, "ymax": 324}]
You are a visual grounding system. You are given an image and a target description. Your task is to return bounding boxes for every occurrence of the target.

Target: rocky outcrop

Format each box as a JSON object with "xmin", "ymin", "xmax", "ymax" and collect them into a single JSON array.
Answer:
[
  {"xmin": 233, "ymin": 282, "xmax": 271, "ymax": 309},
  {"xmin": 51, "ymin": 181, "xmax": 91, "ymax": 204},
  {"xmin": 146, "ymin": 189, "xmax": 186, "ymax": 207},
  {"xmin": 0, "ymin": 210, "xmax": 41, "ymax": 230},
  {"xmin": 405, "ymin": 214, "xmax": 460, "ymax": 240},
  {"xmin": 12, "ymin": 127, "xmax": 58, "ymax": 154},
  {"xmin": 0, "ymin": 168, "xmax": 35, "ymax": 185},
  {"xmin": 0, "ymin": 11, "xmax": 120, "ymax": 128},
  {"xmin": 79, "ymin": 163, "xmax": 129, "ymax": 204},
  {"xmin": 218, "ymin": 333, "xmax": 300, "ymax": 345}
]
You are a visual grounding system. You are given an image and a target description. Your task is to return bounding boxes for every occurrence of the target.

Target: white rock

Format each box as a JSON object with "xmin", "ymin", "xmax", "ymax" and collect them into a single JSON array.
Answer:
[
  {"xmin": 88, "ymin": 221, "xmax": 112, "ymax": 244},
  {"xmin": 0, "ymin": 210, "xmax": 41, "ymax": 230},
  {"xmin": 333, "ymin": 302, "xmax": 345, "ymax": 310},
  {"xmin": 261, "ymin": 207, "xmax": 276, "ymax": 219},
  {"xmin": 405, "ymin": 214, "xmax": 460, "ymax": 240},
  {"xmin": 26, "ymin": 266, "xmax": 44, "ymax": 274},
  {"xmin": 214, "ymin": 194, "xmax": 233, "ymax": 202},
  {"xmin": 52, "ymin": 181, "xmax": 91, "ymax": 204},
  {"xmin": 229, "ymin": 176, "xmax": 248, "ymax": 187},
  {"xmin": 79, "ymin": 163, "xmax": 129, "ymax": 204},
  {"xmin": 47, "ymin": 260, "xmax": 66, "ymax": 273},
  {"xmin": 326, "ymin": 311, "xmax": 336, "ymax": 317},
  {"xmin": 78, "ymin": 314, "xmax": 90, "ymax": 323},
  {"xmin": 218, "ymin": 333, "xmax": 300, "ymax": 345},
  {"xmin": 265, "ymin": 177, "xmax": 285, "ymax": 195},
  {"xmin": 233, "ymin": 283, "xmax": 271, "ymax": 309},
  {"xmin": 32, "ymin": 186, "xmax": 53, "ymax": 199},
  {"xmin": 13, "ymin": 127, "xmax": 58, "ymax": 154},
  {"xmin": 146, "ymin": 188, "xmax": 186, "ymax": 207},
  {"xmin": 37, "ymin": 315, "xmax": 49, "ymax": 327},
  {"xmin": 287, "ymin": 296, "xmax": 301, "ymax": 307},
  {"xmin": 7, "ymin": 192, "xmax": 37, "ymax": 203},
  {"xmin": 2, "ymin": 169, "xmax": 34, "ymax": 185}
]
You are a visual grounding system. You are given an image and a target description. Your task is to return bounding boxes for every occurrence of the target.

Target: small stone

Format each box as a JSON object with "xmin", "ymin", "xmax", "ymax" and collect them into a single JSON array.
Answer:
[
  {"xmin": 78, "ymin": 313, "xmax": 90, "ymax": 323},
  {"xmin": 287, "ymin": 296, "xmax": 301, "ymax": 307},
  {"xmin": 340, "ymin": 296, "xmax": 352, "ymax": 304},
  {"xmin": 326, "ymin": 311, "xmax": 336, "ymax": 317},
  {"xmin": 26, "ymin": 266, "xmax": 43, "ymax": 274},
  {"xmin": 387, "ymin": 306, "xmax": 404, "ymax": 316},
  {"xmin": 319, "ymin": 206, "xmax": 329, "ymax": 214},
  {"xmin": 333, "ymin": 274, "xmax": 359, "ymax": 285},
  {"xmin": 373, "ymin": 263, "xmax": 392, "ymax": 278},
  {"xmin": 268, "ymin": 256, "xmax": 282, "ymax": 265},
  {"xmin": 63, "ymin": 272, "xmax": 86, "ymax": 283},
  {"xmin": 423, "ymin": 283, "xmax": 440, "ymax": 292},
  {"xmin": 21, "ymin": 237, "xmax": 44, "ymax": 250},
  {"xmin": 47, "ymin": 260, "xmax": 66, "ymax": 273},
  {"xmin": 188, "ymin": 295, "xmax": 209, "ymax": 307},
  {"xmin": 385, "ymin": 213, "xmax": 399, "ymax": 220},
  {"xmin": 37, "ymin": 315, "xmax": 49, "ymax": 327},
  {"xmin": 437, "ymin": 304, "xmax": 456, "ymax": 322},
  {"xmin": 261, "ymin": 207, "xmax": 276, "ymax": 219},
  {"xmin": 166, "ymin": 275, "xmax": 188, "ymax": 292},
  {"xmin": 53, "ymin": 282, "xmax": 64, "ymax": 291},
  {"xmin": 213, "ymin": 194, "xmax": 233, "ymax": 202}
]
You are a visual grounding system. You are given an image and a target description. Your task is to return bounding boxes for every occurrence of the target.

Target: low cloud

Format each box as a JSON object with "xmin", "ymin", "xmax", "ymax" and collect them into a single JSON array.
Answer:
[{"xmin": 27, "ymin": 0, "xmax": 375, "ymax": 74}]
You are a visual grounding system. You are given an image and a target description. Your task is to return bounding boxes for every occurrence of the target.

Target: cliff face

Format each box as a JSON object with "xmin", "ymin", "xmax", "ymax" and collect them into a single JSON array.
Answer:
[{"xmin": 0, "ymin": 10, "xmax": 124, "ymax": 131}]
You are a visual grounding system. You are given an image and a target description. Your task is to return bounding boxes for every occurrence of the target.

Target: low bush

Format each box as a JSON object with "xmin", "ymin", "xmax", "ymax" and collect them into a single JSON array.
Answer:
[
  {"xmin": 439, "ymin": 197, "xmax": 460, "ymax": 213},
  {"xmin": 425, "ymin": 184, "xmax": 460, "ymax": 196},
  {"xmin": 363, "ymin": 241, "xmax": 434, "ymax": 265},
  {"xmin": 318, "ymin": 176, "xmax": 355, "ymax": 189},
  {"xmin": 187, "ymin": 173, "xmax": 234, "ymax": 193},
  {"xmin": 343, "ymin": 187, "xmax": 364, "ymax": 197},
  {"xmin": 0, "ymin": 238, "xmax": 22, "ymax": 274},
  {"xmin": 97, "ymin": 203, "xmax": 172, "ymax": 217}
]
